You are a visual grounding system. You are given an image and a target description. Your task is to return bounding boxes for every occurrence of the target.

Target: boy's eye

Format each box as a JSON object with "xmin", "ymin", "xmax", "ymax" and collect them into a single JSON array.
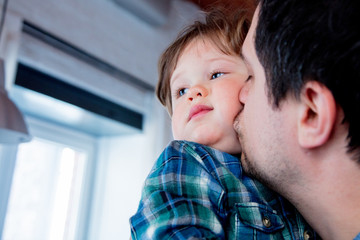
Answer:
[
  {"xmin": 179, "ymin": 88, "xmax": 189, "ymax": 96},
  {"xmin": 211, "ymin": 72, "xmax": 224, "ymax": 79}
]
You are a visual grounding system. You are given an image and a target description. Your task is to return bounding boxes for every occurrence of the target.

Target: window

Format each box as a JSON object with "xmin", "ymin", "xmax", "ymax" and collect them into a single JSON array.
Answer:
[{"xmin": 1, "ymin": 117, "xmax": 97, "ymax": 240}]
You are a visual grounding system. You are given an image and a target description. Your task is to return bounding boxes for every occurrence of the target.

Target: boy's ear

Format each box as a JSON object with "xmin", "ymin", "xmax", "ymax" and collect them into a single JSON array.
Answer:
[{"xmin": 297, "ymin": 81, "xmax": 336, "ymax": 148}]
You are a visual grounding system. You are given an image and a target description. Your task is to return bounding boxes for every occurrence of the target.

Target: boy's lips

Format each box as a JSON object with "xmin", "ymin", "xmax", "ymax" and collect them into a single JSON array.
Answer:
[{"xmin": 188, "ymin": 104, "xmax": 213, "ymax": 121}]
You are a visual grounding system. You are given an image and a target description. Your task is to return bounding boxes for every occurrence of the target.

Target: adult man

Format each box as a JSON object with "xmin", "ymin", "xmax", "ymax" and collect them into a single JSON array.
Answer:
[{"xmin": 234, "ymin": 0, "xmax": 360, "ymax": 239}]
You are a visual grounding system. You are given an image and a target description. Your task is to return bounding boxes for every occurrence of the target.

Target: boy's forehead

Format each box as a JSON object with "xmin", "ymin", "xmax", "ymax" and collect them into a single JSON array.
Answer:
[
  {"xmin": 170, "ymin": 38, "xmax": 241, "ymax": 87},
  {"xmin": 169, "ymin": 38, "xmax": 204, "ymax": 84},
  {"xmin": 170, "ymin": 38, "xmax": 211, "ymax": 80},
  {"xmin": 177, "ymin": 36, "xmax": 232, "ymax": 64}
]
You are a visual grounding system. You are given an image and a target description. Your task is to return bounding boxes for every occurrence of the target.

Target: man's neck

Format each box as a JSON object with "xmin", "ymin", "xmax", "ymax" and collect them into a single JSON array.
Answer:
[{"xmin": 291, "ymin": 154, "xmax": 360, "ymax": 240}]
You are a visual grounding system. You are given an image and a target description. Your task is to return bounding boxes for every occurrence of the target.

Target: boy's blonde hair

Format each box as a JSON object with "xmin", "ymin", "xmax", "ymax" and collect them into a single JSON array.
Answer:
[{"xmin": 156, "ymin": 8, "xmax": 251, "ymax": 115}]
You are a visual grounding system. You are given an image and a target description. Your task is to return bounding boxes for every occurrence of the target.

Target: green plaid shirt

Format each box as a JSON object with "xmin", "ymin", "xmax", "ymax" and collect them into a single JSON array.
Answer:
[{"xmin": 130, "ymin": 140, "xmax": 317, "ymax": 239}]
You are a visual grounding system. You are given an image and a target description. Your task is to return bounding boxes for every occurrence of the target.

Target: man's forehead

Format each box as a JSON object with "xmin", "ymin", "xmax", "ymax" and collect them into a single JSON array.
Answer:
[{"xmin": 241, "ymin": 6, "xmax": 260, "ymax": 65}]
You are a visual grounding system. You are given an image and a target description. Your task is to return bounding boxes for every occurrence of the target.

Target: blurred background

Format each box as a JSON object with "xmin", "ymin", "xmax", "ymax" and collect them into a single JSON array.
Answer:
[{"xmin": 0, "ymin": 0, "xmax": 254, "ymax": 239}]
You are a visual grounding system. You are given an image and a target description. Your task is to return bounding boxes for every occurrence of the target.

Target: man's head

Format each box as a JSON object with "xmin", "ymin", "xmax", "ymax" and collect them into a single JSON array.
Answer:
[
  {"xmin": 157, "ymin": 9, "xmax": 251, "ymax": 153},
  {"xmin": 237, "ymin": 0, "xmax": 360, "ymax": 163},
  {"xmin": 235, "ymin": 0, "xmax": 360, "ymax": 190},
  {"xmin": 255, "ymin": 0, "xmax": 360, "ymax": 158}
]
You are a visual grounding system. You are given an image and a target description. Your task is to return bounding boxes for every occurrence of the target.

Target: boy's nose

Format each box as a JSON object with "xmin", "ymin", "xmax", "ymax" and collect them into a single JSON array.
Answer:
[{"xmin": 188, "ymin": 85, "xmax": 208, "ymax": 101}]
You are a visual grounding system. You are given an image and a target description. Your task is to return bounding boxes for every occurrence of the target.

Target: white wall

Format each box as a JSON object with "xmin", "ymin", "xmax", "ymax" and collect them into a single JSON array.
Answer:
[{"xmin": 90, "ymin": 93, "xmax": 172, "ymax": 239}]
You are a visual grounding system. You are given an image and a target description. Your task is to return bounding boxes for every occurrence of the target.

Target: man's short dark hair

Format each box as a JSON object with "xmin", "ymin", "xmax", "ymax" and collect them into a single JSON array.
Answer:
[{"xmin": 256, "ymin": 0, "xmax": 360, "ymax": 159}]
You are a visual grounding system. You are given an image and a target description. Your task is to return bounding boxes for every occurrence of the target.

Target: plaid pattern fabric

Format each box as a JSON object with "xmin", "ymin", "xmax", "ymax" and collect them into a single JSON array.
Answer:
[{"xmin": 130, "ymin": 140, "xmax": 317, "ymax": 240}]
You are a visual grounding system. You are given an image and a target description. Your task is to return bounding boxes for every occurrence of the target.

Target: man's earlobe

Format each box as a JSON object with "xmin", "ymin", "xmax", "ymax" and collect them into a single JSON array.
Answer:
[{"xmin": 298, "ymin": 81, "xmax": 336, "ymax": 148}]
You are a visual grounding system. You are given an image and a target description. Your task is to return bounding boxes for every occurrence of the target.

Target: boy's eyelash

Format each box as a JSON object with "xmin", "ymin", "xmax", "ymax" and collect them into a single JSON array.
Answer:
[
  {"xmin": 172, "ymin": 90, "xmax": 180, "ymax": 98},
  {"xmin": 210, "ymin": 71, "xmax": 226, "ymax": 79},
  {"xmin": 172, "ymin": 87, "xmax": 186, "ymax": 98}
]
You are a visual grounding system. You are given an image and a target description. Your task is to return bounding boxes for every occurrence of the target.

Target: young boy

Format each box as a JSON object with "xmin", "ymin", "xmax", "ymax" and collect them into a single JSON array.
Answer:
[{"xmin": 130, "ymin": 8, "xmax": 316, "ymax": 240}]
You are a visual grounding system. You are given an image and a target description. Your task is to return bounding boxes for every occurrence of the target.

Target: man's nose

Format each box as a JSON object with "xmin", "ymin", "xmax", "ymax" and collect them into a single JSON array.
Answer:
[{"xmin": 188, "ymin": 85, "xmax": 208, "ymax": 101}]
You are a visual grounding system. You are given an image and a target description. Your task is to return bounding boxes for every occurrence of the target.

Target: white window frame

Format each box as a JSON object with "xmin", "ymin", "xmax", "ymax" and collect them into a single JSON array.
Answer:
[{"xmin": 1, "ymin": 115, "xmax": 99, "ymax": 240}]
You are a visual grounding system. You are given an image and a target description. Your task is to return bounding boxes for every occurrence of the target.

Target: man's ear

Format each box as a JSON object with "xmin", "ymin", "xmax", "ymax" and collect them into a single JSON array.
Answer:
[{"xmin": 297, "ymin": 81, "xmax": 336, "ymax": 148}]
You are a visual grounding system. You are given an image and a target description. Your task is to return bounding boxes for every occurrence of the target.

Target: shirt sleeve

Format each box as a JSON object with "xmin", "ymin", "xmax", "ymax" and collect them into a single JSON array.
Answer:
[{"xmin": 129, "ymin": 141, "xmax": 227, "ymax": 240}]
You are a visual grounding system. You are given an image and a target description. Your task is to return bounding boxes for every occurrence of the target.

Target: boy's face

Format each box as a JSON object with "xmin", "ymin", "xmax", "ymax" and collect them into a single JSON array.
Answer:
[{"xmin": 170, "ymin": 38, "xmax": 248, "ymax": 154}]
